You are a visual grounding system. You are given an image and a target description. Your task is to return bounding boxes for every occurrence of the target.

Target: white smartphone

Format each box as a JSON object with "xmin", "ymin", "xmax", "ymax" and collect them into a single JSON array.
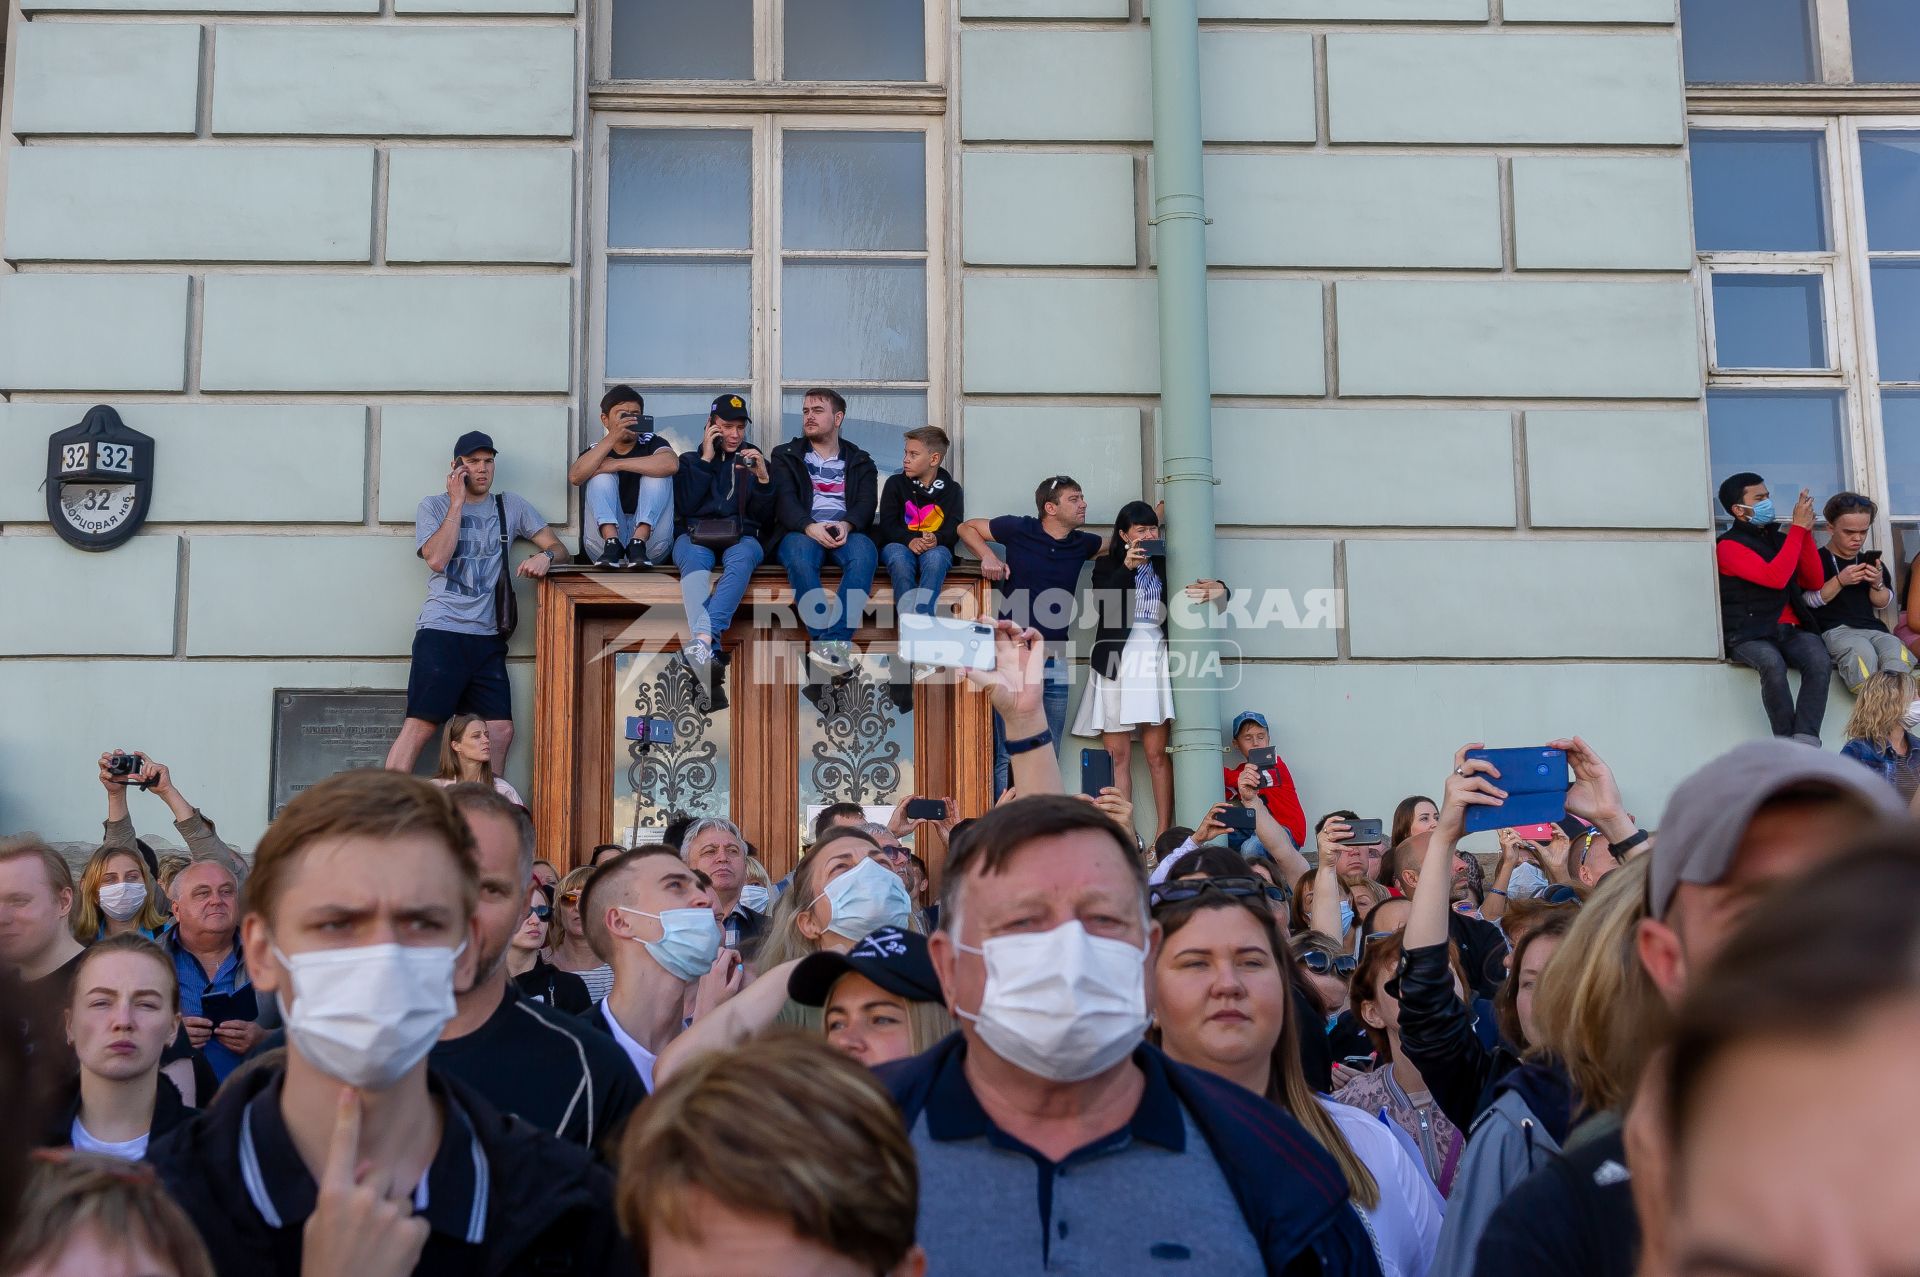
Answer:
[{"xmin": 898, "ymin": 614, "xmax": 997, "ymax": 672}]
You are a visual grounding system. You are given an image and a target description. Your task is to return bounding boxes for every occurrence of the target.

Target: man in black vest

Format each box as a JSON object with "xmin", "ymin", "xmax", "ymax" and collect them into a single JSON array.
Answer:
[
  {"xmin": 1802, "ymin": 490, "xmax": 1913, "ymax": 692},
  {"xmin": 1715, "ymin": 471, "xmax": 1832, "ymax": 743}
]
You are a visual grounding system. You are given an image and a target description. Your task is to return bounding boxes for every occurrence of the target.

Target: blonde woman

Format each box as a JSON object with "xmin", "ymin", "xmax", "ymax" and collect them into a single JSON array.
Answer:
[
  {"xmin": 70, "ymin": 845, "xmax": 168, "ymax": 943},
  {"xmin": 1840, "ymin": 668, "xmax": 1920, "ymax": 800},
  {"xmin": 431, "ymin": 713, "xmax": 526, "ymax": 807},
  {"xmin": 550, "ymin": 864, "xmax": 613, "ymax": 1001}
]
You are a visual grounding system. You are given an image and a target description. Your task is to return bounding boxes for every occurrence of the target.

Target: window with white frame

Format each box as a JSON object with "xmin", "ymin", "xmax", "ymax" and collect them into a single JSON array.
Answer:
[
  {"xmin": 1681, "ymin": 0, "xmax": 1920, "ymax": 85},
  {"xmin": 588, "ymin": 5, "xmax": 945, "ymax": 471}
]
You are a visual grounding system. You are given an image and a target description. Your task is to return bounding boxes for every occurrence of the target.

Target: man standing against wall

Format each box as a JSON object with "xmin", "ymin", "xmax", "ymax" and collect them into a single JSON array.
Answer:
[
  {"xmin": 772, "ymin": 389, "xmax": 881, "ymax": 694},
  {"xmin": 385, "ymin": 431, "xmax": 567, "ymax": 775}
]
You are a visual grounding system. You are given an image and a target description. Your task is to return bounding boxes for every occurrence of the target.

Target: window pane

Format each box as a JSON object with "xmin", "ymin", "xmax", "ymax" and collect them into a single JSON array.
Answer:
[
  {"xmin": 1679, "ymin": 0, "xmax": 1816, "ymax": 83},
  {"xmin": 1862, "ymin": 133, "xmax": 1920, "ymax": 251},
  {"xmin": 1711, "ymin": 274, "xmax": 1827, "ymax": 369},
  {"xmin": 599, "ymin": 387, "xmax": 735, "ymax": 458},
  {"xmin": 1689, "ymin": 130, "xmax": 1829, "ymax": 252},
  {"xmin": 612, "ymin": 649, "xmax": 732, "ymax": 841},
  {"xmin": 784, "ymin": 0, "xmax": 924, "ymax": 81},
  {"xmin": 1882, "ymin": 393, "xmax": 1920, "ymax": 516},
  {"xmin": 1705, "ymin": 390, "xmax": 1846, "ymax": 519},
  {"xmin": 783, "ymin": 131, "xmax": 926, "ymax": 251},
  {"xmin": 797, "ymin": 653, "xmax": 916, "ymax": 847},
  {"xmin": 611, "ymin": 0, "xmax": 752, "ymax": 80},
  {"xmin": 1851, "ymin": 0, "xmax": 1920, "ymax": 84},
  {"xmin": 780, "ymin": 260, "xmax": 927, "ymax": 381},
  {"xmin": 780, "ymin": 389, "xmax": 930, "ymax": 478},
  {"xmin": 1873, "ymin": 263, "xmax": 1920, "ymax": 382},
  {"xmin": 609, "ymin": 130, "xmax": 751, "ymax": 251},
  {"xmin": 608, "ymin": 259, "xmax": 750, "ymax": 381}
]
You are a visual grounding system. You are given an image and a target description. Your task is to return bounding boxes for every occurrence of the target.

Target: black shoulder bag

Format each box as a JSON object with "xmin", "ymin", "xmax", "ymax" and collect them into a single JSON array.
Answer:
[
  {"xmin": 689, "ymin": 454, "xmax": 748, "ymax": 551},
  {"xmin": 492, "ymin": 494, "xmax": 519, "ymax": 640}
]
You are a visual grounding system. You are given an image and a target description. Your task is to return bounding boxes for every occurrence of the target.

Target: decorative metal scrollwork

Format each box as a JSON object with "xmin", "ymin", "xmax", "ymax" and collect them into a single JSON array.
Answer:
[
  {"xmin": 807, "ymin": 669, "xmax": 905, "ymax": 805},
  {"xmin": 627, "ymin": 657, "xmax": 721, "ymax": 830}
]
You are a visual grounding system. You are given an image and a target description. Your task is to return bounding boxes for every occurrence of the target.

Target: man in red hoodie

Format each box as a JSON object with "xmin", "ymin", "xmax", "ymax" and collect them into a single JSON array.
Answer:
[
  {"xmin": 1221, "ymin": 710, "xmax": 1306, "ymax": 853},
  {"xmin": 1715, "ymin": 472, "xmax": 1832, "ymax": 743}
]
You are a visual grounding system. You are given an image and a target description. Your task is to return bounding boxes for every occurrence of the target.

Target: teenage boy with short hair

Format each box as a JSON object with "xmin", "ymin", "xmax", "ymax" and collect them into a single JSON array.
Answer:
[
  {"xmin": 1715, "ymin": 471, "xmax": 1831, "ymax": 743},
  {"xmin": 1803, "ymin": 490, "xmax": 1912, "ymax": 692},
  {"xmin": 877, "ymin": 427, "xmax": 963, "ymax": 618},
  {"xmin": 568, "ymin": 385, "xmax": 679, "ymax": 570},
  {"xmin": 956, "ymin": 476, "xmax": 1101, "ymax": 794},
  {"xmin": 772, "ymin": 388, "xmax": 881, "ymax": 688}
]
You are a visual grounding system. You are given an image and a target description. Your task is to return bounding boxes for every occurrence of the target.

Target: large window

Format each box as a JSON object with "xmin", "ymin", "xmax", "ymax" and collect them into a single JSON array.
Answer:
[
  {"xmin": 597, "ymin": 0, "xmax": 939, "ymax": 84},
  {"xmin": 1682, "ymin": 0, "xmax": 1920, "ymax": 85}
]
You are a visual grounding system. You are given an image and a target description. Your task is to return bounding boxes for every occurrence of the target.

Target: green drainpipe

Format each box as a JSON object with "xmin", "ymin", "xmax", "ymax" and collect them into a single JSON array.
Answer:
[{"xmin": 1148, "ymin": 0, "xmax": 1226, "ymax": 827}]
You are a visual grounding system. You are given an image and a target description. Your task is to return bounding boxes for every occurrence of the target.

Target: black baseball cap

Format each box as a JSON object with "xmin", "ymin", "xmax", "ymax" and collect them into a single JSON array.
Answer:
[
  {"xmin": 710, "ymin": 393, "xmax": 750, "ymax": 423},
  {"xmin": 788, "ymin": 926, "xmax": 942, "ymax": 1007},
  {"xmin": 452, "ymin": 431, "xmax": 497, "ymax": 458}
]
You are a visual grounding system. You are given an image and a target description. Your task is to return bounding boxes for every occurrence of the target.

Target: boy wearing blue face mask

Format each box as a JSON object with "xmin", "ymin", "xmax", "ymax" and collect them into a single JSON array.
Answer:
[
  {"xmin": 1716, "ymin": 471, "xmax": 1833, "ymax": 743},
  {"xmin": 576, "ymin": 847, "xmax": 728, "ymax": 1093}
]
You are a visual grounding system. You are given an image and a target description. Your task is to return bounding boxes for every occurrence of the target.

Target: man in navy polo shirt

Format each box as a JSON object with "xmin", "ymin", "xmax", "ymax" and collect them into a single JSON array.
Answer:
[
  {"xmin": 956, "ymin": 475, "xmax": 1103, "ymax": 794},
  {"xmin": 883, "ymin": 794, "xmax": 1380, "ymax": 1276}
]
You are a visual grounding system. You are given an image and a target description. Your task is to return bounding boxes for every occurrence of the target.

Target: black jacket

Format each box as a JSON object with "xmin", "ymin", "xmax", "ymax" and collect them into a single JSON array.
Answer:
[
  {"xmin": 1473, "ymin": 1116, "xmax": 1636, "ymax": 1277},
  {"xmin": 41, "ymin": 1072, "xmax": 196, "ymax": 1151},
  {"xmin": 672, "ymin": 446, "xmax": 776, "ymax": 543},
  {"xmin": 769, "ymin": 436, "xmax": 879, "ymax": 536},
  {"xmin": 876, "ymin": 469, "xmax": 962, "ymax": 549},
  {"xmin": 1395, "ymin": 938, "xmax": 1523, "ymax": 1133},
  {"xmin": 512, "ymin": 956, "xmax": 593, "ymax": 1017},
  {"xmin": 1085, "ymin": 554, "xmax": 1234, "ymax": 683},
  {"xmin": 150, "ymin": 1062, "xmax": 630, "ymax": 1277}
]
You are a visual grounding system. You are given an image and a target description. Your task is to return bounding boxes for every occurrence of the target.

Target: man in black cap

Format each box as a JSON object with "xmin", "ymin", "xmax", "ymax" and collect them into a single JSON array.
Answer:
[
  {"xmin": 1715, "ymin": 470, "xmax": 1832, "ymax": 743},
  {"xmin": 385, "ymin": 430, "xmax": 565, "ymax": 774}
]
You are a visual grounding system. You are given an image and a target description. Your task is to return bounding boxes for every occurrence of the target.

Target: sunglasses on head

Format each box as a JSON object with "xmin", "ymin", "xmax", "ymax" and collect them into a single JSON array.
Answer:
[
  {"xmin": 1149, "ymin": 875, "xmax": 1287, "ymax": 910},
  {"xmin": 1298, "ymin": 949, "xmax": 1358, "ymax": 978}
]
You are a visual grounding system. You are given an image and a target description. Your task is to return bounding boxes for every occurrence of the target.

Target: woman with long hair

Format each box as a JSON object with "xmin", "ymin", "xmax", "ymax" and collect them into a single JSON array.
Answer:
[
  {"xmin": 506, "ymin": 883, "xmax": 592, "ymax": 1015},
  {"xmin": 549, "ymin": 865, "xmax": 613, "ymax": 1001},
  {"xmin": 431, "ymin": 713, "xmax": 526, "ymax": 807},
  {"xmin": 1391, "ymin": 795, "xmax": 1439, "ymax": 852},
  {"xmin": 69, "ymin": 846, "xmax": 167, "ymax": 943},
  {"xmin": 750, "ymin": 827, "xmax": 910, "ymax": 972},
  {"xmin": 1073, "ymin": 499, "xmax": 1228, "ymax": 835},
  {"xmin": 1150, "ymin": 876, "xmax": 1443, "ymax": 1276},
  {"xmin": 1839, "ymin": 668, "xmax": 1920, "ymax": 799}
]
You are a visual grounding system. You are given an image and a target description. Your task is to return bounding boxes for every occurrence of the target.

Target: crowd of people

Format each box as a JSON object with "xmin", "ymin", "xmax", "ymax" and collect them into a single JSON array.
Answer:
[{"xmin": 6, "ymin": 606, "xmax": 1920, "ymax": 1276}]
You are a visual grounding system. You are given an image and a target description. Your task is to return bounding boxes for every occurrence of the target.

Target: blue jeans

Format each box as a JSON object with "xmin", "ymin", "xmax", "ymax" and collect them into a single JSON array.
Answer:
[
  {"xmin": 672, "ymin": 534, "xmax": 765, "ymax": 642},
  {"xmin": 778, "ymin": 532, "xmax": 878, "ymax": 642},
  {"xmin": 880, "ymin": 543, "xmax": 953, "ymax": 617},
  {"xmin": 992, "ymin": 649, "xmax": 1071, "ymax": 796},
  {"xmin": 584, "ymin": 472, "xmax": 673, "ymax": 562}
]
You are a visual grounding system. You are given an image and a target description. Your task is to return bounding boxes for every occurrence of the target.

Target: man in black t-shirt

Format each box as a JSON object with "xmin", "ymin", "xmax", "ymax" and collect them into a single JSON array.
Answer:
[
  {"xmin": 1803, "ymin": 490, "xmax": 1913, "ymax": 692},
  {"xmin": 569, "ymin": 384, "xmax": 679, "ymax": 569}
]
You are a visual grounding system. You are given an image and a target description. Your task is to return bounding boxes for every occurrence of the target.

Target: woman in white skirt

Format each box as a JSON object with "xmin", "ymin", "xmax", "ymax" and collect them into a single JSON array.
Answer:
[{"xmin": 1075, "ymin": 500, "xmax": 1229, "ymax": 834}]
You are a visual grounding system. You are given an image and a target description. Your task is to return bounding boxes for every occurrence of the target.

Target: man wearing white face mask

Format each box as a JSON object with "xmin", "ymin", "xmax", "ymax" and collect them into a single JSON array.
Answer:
[
  {"xmin": 151, "ymin": 769, "xmax": 629, "ymax": 1276},
  {"xmin": 883, "ymin": 793, "xmax": 1381, "ymax": 1277},
  {"xmin": 577, "ymin": 846, "xmax": 738, "ymax": 1091}
]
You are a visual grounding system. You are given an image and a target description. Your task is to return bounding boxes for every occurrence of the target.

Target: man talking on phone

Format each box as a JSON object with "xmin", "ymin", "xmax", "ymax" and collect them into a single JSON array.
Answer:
[
  {"xmin": 1802, "ymin": 490, "xmax": 1911, "ymax": 692},
  {"xmin": 670, "ymin": 394, "xmax": 775, "ymax": 712}
]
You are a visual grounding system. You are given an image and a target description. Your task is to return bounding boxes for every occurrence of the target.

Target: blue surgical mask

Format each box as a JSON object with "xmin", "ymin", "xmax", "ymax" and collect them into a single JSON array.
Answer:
[
  {"xmin": 1339, "ymin": 900, "xmax": 1356, "ymax": 935},
  {"xmin": 1747, "ymin": 498, "xmax": 1776, "ymax": 526},
  {"xmin": 812, "ymin": 856, "xmax": 914, "ymax": 943},
  {"xmin": 619, "ymin": 906, "xmax": 722, "ymax": 982}
]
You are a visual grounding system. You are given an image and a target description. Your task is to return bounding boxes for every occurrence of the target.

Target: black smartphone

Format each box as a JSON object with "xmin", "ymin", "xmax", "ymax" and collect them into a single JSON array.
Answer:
[
  {"xmin": 1137, "ymin": 538, "xmax": 1167, "ymax": 557},
  {"xmin": 1081, "ymin": 749, "xmax": 1115, "ymax": 797},
  {"xmin": 905, "ymin": 798, "xmax": 948, "ymax": 821},
  {"xmin": 1345, "ymin": 818, "xmax": 1384, "ymax": 846},
  {"xmin": 200, "ymin": 988, "xmax": 258, "ymax": 1027},
  {"xmin": 1862, "ymin": 550, "xmax": 1884, "ymax": 564},
  {"xmin": 1247, "ymin": 745, "xmax": 1277, "ymax": 770},
  {"xmin": 1219, "ymin": 805, "xmax": 1257, "ymax": 832}
]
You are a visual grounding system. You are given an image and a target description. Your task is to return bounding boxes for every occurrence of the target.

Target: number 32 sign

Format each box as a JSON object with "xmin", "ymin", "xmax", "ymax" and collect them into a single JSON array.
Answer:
[{"xmin": 45, "ymin": 405, "xmax": 154, "ymax": 551}]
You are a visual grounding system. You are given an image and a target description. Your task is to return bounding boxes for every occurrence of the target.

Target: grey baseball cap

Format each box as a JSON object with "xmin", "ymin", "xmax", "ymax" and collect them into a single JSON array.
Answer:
[{"xmin": 1649, "ymin": 738, "xmax": 1904, "ymax": 920}]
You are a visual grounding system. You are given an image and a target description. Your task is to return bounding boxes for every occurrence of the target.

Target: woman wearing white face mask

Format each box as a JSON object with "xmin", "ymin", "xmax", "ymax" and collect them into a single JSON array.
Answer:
[
  {"xmin": 1839, "ymin": 670, "xmax": 1920, "ymax": 800},
  {"xmin": 754, "ymin": 828, "xmax": 914, "ymax": 971},
  {"xmin": 71, "ymin": 846, "xmax": 167, "ymax": 943}
]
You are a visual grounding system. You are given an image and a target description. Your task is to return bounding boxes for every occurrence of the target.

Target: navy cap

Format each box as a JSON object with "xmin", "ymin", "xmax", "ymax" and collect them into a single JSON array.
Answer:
[
  {"xmin": 788, "ymin": 926, "xmax": 943, "ymax": 1007},
  {"xmin": 1230, "ymin": 710, "xmax": 1269, "ymax": 738},
  {"xmin": 710, "ymin": 393, "xmax": 750, "ymax": 423},
  {"xmin": 452, "ymin": 431, "xmax": 497, "ymax": 458}
]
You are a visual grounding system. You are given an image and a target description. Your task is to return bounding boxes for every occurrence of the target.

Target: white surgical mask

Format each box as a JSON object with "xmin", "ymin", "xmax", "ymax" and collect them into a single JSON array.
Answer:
[
  {"xmin": 274, "ymin": 942, "xmax": 461, "ymax": 1090},
  {"xmin": 956, "ymin": 920, "xmax": 1149, "ymax": 1083},
  {"xmin": 1905, "ymin": 699, "xmax": 1920, "ymax": 730},
  {"xmin": 98, "ymin": 881, "xmax": 148, "ymax": 922},
  {"xmin": 811, "ymin": 856, "xmax": 913, "ymax": 943},
  {"xmin": 618, "ymin": 906, "xmax": 721, "ymax": 983},
  {"xmin": 738, "ymin": 884, "xmax": 772, "ymax": 913}
]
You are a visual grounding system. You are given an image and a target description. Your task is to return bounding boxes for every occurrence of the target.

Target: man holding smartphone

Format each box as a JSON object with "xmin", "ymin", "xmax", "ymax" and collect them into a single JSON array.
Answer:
[
  {"xmin": 1715, "ymin": 472, "xmax": 1832, "ymax": 743},
  {"xmin": 569, "ymin": 385, "xmax": 679, "ymax": 569},
  {"xmin": 770, "ymin": 388, "xmax": 881, "ymax": 693},
  {"xmin": 670, "ymin": 393, "xmax": 775, "ymax": 712},
  {"xmin": 1802, "ymin": 490, "xmax": 1912, "ymax": 692},
  {"xmin": 1222, "ymin": 710, "xmax": 1307, "ymax": 853}
]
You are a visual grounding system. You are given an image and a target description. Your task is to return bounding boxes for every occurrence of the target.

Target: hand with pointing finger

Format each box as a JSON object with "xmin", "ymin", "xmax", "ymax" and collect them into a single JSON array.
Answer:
[{"xmin": 301, "ymin": 1087, "xmax": 429, "ymax": 1277}]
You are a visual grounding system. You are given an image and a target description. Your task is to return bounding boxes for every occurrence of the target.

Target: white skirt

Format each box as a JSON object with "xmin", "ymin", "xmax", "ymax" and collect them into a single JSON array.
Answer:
[{"xmin": 1074, "ymin": 621, "xmax": 1175, "ymax": 733}]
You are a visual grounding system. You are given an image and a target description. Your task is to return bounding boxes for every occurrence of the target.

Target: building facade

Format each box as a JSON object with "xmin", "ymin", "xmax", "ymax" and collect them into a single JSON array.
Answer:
[{"xmin": 0, "ymin": 0, "xmax": 1902, "ymax": 852}]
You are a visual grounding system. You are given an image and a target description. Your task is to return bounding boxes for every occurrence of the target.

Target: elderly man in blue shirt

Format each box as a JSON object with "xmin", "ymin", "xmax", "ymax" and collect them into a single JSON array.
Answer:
[
  {"xmin": 883, "ymin": 781, "xmax": 1381, "ymax": 1275},
  {"xmin": 161, "ymin": 859, "xmax": 260, "ymax": 1081}
]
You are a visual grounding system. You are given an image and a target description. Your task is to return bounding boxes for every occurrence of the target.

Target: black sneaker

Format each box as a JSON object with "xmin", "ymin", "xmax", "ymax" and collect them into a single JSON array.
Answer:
[
  {"xmin": 595, "ymin": 538, "xmax": 627, "ymax": 569},
  {"xmin": 624, "ymin": 543, "xmax": 652, "ymax": 571}
]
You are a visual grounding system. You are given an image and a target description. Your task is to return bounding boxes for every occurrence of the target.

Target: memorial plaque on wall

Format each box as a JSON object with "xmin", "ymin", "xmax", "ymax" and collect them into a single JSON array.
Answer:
[{"xmin": 270, "ymin": 689, "xmax": 434, "ymax": 817}]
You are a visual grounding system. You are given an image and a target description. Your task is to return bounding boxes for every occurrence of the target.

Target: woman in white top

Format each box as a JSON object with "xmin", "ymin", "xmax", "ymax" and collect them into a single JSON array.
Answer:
[
  {"xmin": 1149, "ymin": 867, "xmax": 1444, "ymax": 1277},
  {"xmin": 53, "ymin": 933, "xmax": 194, "ymax": 1161},
  {"xmin": 431, "ymin": 712, "xmax": 526, "ymax": 808}
]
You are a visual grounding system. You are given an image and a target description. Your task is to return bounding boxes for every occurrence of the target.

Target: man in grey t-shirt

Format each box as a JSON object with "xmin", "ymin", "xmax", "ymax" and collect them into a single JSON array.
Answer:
[{"xmin": 383, "ymin": 430, "xmax": 566, "ymax": 776}]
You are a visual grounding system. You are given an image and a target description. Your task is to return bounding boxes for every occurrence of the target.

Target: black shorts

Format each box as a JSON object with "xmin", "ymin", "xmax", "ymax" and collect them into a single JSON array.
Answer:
[{"xmin": 406, "ymin": 629, "xmax": 512, "ymax": 723}]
